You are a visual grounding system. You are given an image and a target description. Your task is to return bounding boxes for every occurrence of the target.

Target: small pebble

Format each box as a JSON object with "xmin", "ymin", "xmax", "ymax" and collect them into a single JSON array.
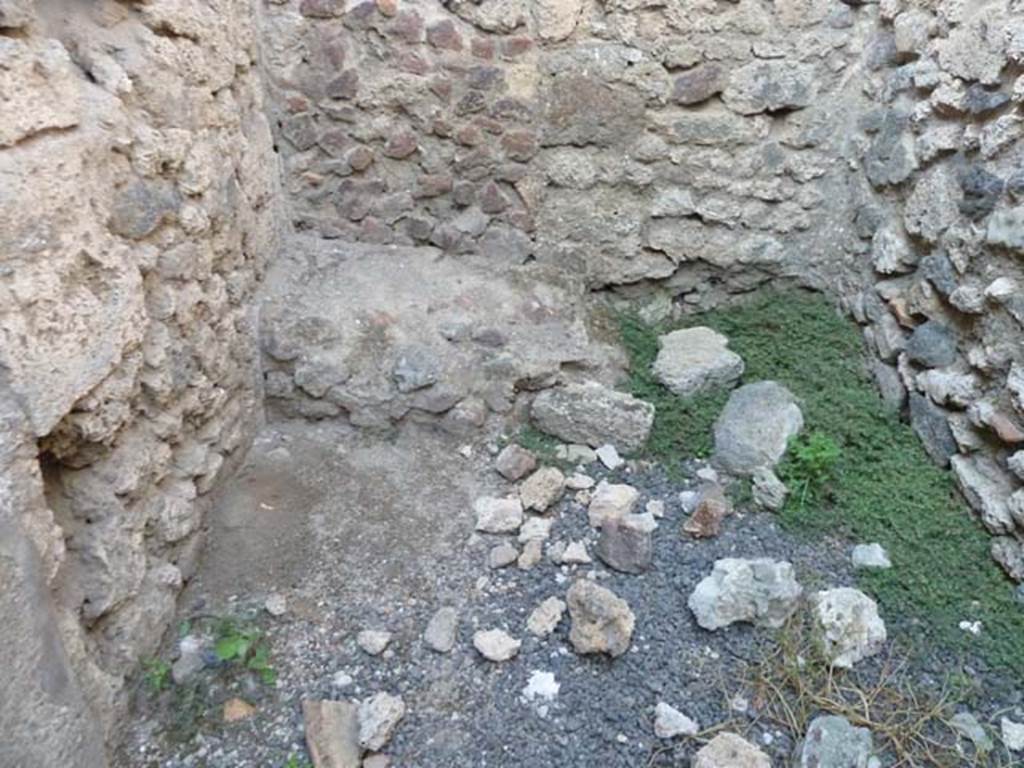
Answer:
[
  {"xmin": 646, "ymin": 499, "xmax": 665, "ymax": 518},
  {"xmin": 264, "ymin": 593, "xmax": 287, "ymax": 616},
  {"xmin": 596, "ymin": 444, "xmax": 624, "ymax": 470},
  {"xmin": 696, "ymin": 466, "xmax": 719, "ymax": 483},
  {"xmin": 358, "ymin": 630, "xmax": 393, "ymax": 656},
  {"xmin": 852, "ymin": 543, "xmax": 891, "ymax": 570}
]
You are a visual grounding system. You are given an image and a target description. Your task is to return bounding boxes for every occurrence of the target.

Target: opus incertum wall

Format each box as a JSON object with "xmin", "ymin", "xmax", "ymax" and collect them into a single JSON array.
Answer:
[
  {"xmin": 0, "ymin": 0, "xmax": 279, "ymax": 762},
  {"xmin": 2, "ymin": 0, "xmax": 1023, "ymax": 762}
]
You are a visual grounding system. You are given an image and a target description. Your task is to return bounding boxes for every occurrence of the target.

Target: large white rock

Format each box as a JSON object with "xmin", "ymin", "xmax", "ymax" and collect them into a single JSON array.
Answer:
[
  {"xmin": 688, "ymin": 558, "xmax": 803, "ymax": 630},
  {"xmin": 713, "ymin": 381, "xmax": 804, "ymax": 476},
  {"xmin": 813, "ymin": 588, "xmax": 887, "ymax": 668},
  {"xmin": 652, "ymin": 327, "xmax": 744, "ymax": 398},
  {"xmin": 530, "ymin": 382, "xmax": 655, "ymax": 452}
]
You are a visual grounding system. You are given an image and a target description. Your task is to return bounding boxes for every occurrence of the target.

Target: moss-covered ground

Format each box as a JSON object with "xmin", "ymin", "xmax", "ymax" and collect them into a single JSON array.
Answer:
[{"xmin": 619, "ymin": 289, "xmax": 1024, "ymax": 677}]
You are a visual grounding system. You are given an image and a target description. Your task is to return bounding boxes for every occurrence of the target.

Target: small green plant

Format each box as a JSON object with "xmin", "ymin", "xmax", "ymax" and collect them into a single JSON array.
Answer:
[
  {"xmin": 782, "ymin": 431, "xmax": 841, "ymax": 509},
  {"xmin": 283, "ymin": 756, "xmax": 313, "ymax": 768},
  {"xmin": 790, "ymin": 432, "xmax": 841, "ymax": 485},
  {"xmin": 142, "ymin": 658, "xmax": 172, "ymax": 694},
  {"xmin": 214, "ymin": 618, "xmax": 277, "ymax": 685}
]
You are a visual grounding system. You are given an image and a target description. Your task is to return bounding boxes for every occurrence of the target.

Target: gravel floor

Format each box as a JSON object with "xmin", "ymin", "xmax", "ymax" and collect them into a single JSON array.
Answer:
[{"xmin": 116, "ymin": 419, "xmax": 1017, "ymax": 768}]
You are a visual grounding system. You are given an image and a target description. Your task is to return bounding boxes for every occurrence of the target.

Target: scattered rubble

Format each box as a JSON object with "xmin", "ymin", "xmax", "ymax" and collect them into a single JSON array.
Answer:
[
  {"xmin": 357, "ymin": 630, "xmax": 392, "ymax": 657},
  {"xmin": 588, "ymin": 481, "xmax": 640, "ymax": 528},
  {"xmin": 473, "ymin": 629, "xmax": 522, "ymax": 662},
  {"xmin": 797, "ymin": 715, "xmax": 875, "ymax": 768},
  {"xmin": 302, "ymin": 699, "xmax": 361, "ymax": 768},
  {"xmin": 689, "ymin": 558, "xmax": 803, "ymax": 630},
  {"xmin": 653, "ymin": 702, "xmax": 699, "ymax": 739},
  {"xmin": 519, "ymin": 467, "xmax": 566, "ymax": 513},
  {"xmin": 813, "ymin": 588, "xmax": 887, "ymax": 669},
  {"xmin": 495, "ymin": 444, "xmax": 537, "ymax": 482},
  {"xmin": 566, "ymin": 580, "xmax": 635, "ymax": 658},
  {"xmin": 358, "ymin": 693, "xmax": 406, "ymax": 752},
  {"xmin": 682, "ymin": 483, "xmax": 732, "ymax": 539},
  {"xmin": 596, "ymin": 514, "xmax": 653, "ymax": 574},
  {"xmin": 474, "ymin": 496, "xmax": 525, "ymax": 534},
  {"xmin": 527, "ymin": 597, "xmax": 567, "ymax": 638},
  {"xmin": 423, "ymin": 608, "xmax": 458, "ymax": 654},
  {"xmin": 852, "ymin": 543, "xmax": 892, "ymax": 570},
  {"xmin": 693, "ymin": 732, "xmax": 771, "ymax": 768}
]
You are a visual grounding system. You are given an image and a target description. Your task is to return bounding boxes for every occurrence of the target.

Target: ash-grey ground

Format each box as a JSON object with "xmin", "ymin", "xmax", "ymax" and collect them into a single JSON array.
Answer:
[{"xmin": 115, "ymin": 419, "xmax": 844, "ymax": 767}]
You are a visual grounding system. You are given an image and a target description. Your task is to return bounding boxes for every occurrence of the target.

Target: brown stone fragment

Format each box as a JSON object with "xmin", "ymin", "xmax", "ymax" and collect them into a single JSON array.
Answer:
[
  {"xmin": 415, "ymin": 174, "xmax": 454, "ymax": 198},
  {"xmin": 383, "ymin": 132, "xmax": 418, "ymax": 159},
  {"xmin": 503, "ymin": 36, "xmax": 533, "ymax": 58},
  {"xmin": 480, "ymin": 181, "xmax": 510, "ymax": 214},
  {"xmin": 683, "ymin": 483, "xmax": 732, "ymax": 539},
  {"xmin": 472, "ymin": 38, "xmax": 496, "ymax": 60},
  {"xmin": 502, "ymin": 130, "xmax": 539, "ymax": 161},
  {"xmin": 223, "ymin": 697, "xmax": 256, "ymax": 723},
  {"xmin": 989, "ymin": 412, "xmax": 1024, "ymax": 443},
  {"xmin": 427, "ymin": 19, "xmax": 462, "ymax": 51},
  {"xmin": 347, "ymin": 146, "xmax": 375, "ymax": 172},
  {"xmin": 387, "ymin": 10, "xmax": 423, "ymax": 42}
]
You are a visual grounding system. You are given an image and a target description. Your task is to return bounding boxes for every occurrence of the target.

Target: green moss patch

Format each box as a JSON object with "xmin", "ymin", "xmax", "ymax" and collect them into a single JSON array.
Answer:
[{"xmin": 619, "ymin": 290, "xmax": 1024, "ymax": 676}]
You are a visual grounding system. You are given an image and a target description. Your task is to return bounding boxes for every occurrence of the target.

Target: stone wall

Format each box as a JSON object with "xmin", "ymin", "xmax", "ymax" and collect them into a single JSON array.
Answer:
[
  {"xmin": 259, "ymin": 0, "xmax": 875, "ymax": 298},
  {"xmin": 0, "ymin": 0, "xmax": 279, "ymax": 759},
  {"xmin": 844, "ymin": 0, "xmax": 1024, "ymax": 583},
  {"xmin": 2, "ymin": 0, "xmax": 1024, "ymax": 760}
]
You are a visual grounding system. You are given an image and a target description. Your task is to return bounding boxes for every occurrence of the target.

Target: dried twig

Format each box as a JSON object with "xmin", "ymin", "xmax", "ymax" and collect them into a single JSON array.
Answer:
[{"xmin": 732, "ymin": 615, "xmax": 1009, "ymax": 767}]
